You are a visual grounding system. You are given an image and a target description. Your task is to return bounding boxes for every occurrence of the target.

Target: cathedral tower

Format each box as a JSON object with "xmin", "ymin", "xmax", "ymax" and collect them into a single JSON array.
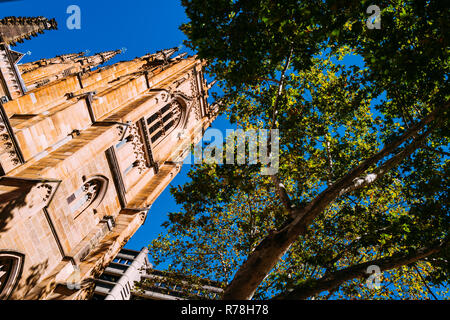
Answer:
[{"xmin": 0, "ymin": 16, "xmax": 216, "ymax": 300}]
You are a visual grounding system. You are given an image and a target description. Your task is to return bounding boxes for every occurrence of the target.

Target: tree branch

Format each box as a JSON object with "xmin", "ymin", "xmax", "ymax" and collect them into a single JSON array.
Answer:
[
  {"xmin": 339, "ymin": 124, "xmax": 435, "ymax": 196},
  {"xmin": 412, "ymin": 264, "xmax": 438, "ymax": 300},
  {"xmin": 270, "ymin": 47, "xmax": 293, "ymax": 130},
  {"xmin": 325, "ymin": 135, "xmax": 334, "ymax": 186},
  {"xmin": 297, "ymin": 107, "xmax": 439, "ymax": 226},
  {"xmin": 271, "ymin": 175, "xmax": 294, "ymax": 212},
  {"xmin": 222, "ymin": 107, "xmax": 442, "ymax": 300},
  {"xmin": 268, "ymin": 48, "xmax": 295, "ymax": 213},
  {"xmin": 274, "ymin": 239, "xmax": 449, "ymax": 300}
]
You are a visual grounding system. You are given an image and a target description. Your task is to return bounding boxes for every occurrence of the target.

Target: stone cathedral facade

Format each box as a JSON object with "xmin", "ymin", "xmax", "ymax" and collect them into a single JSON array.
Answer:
[{"xmin": 0, "ymin": 16, "xmax": 216, "ymax": 300}]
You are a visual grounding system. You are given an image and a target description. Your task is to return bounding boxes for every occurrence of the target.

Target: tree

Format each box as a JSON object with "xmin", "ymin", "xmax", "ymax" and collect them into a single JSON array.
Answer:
[{"xmin": 147, "ymin": 0, "xmax": 449, "ymax": 299}]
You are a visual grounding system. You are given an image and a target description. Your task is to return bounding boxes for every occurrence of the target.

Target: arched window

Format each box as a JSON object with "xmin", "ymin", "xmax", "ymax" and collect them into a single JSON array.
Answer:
[
  {"xmin": 67, "ymin": 176, "xmax": 108, "ymax": 218},
  {"xmin": 0, "ymin": 251, "xmax": 24, "ymax": 300},
  {"xmin": 146, "ymin": 100, "xmax": 182, "ymax": 146}
]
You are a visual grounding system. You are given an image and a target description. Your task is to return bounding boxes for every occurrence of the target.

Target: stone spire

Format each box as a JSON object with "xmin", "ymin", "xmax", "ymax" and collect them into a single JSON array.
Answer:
[
  {"xmin": 0, "ymin": 17, "xmax": 57, "ymax": 101},
  {"xmin": 141, "ymin": 47, "xmax": 181, "ymax": 70},
  {"xmin": 19, "ymin": 50, "xmax": 121, "ymax": 76},
  {"xmin": 157, "ymin": 47, "xmax": 178, "ymax": 61},
  {"xmin": 49, "ymin": 52, "xmax": 86, "ymax": 64},
  {"xmin": 19, "ymin": 52, "xmax": 86, "ymax": 74},
  {"xmin": 81, "ymin": 50, "xmax": 122, "ymax": 69},
  {"xmin": 0, "ymin": 16, "xmax": 57, "ymax": 46},
  {"xmin": 18, "ymin": 49, "xmax": 122, "ymax": 90}
]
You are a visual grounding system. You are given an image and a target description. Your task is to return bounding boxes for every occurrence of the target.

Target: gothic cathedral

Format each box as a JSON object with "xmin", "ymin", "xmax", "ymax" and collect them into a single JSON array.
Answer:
[{"xmin": 0, "ymin": 16, "xmax": 216, "ymax": 300}]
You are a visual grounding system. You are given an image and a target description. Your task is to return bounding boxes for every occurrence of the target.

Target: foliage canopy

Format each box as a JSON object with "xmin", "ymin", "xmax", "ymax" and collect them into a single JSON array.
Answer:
[{"xmin": 147, "ymin": 0, "xmax": 449, "ymax": 299}]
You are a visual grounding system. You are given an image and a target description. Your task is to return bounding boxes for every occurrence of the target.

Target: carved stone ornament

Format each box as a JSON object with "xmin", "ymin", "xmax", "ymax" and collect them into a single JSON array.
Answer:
[
  {"xmin": 189, "ymin": 72, "xmax": 201, "ymax": 120},
  {"xmin": 82, "ymin": 180, "xmax": 99, "ymax": 202},
  {"xmin": 36, "ymin": 183, "xmax": 53, "ymax": 202},
  {"xmin": 153, "ymin": 89, "xmax": 172, "ymax": 105},
  {"xmin": 0, "ymin": 251, "xmax": 24, "ymax": 300},
  {"xmin": 189, "ymin": 71, "xmax": 199, "ymax": 97},
  {"xmin": 116, "ymin": 124, "xmax": 126, "ymax": 137},
  {"xmin": 128, "ymin": 124, "xmax": 147, "ymax": 174},
  {"xmin": 71, "ymin": 176, "xmax": 109, "ymax": 217}
]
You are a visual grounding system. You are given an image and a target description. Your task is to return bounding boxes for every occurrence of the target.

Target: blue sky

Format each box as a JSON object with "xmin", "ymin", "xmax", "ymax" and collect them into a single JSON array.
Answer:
[
  {"xmin": 1, "ymin": 0, "xmax": 189, "ymax": 62},
  {"xmin": 2, "ymin": 1, "xmax": 447, "ymax": 299},
  {"xmin": 0, "ymin": 0, "xmax": 229, "ymax": 254},
  {"xmin": 0, "ymin": 0, "xmax": 377, "ymax": 262}
]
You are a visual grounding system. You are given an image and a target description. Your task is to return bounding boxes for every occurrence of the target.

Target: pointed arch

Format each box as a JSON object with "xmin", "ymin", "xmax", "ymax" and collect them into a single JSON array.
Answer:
[
  {"xmin": 146, "ymin": 97, "xmax": 188, "ymax": 147},
  {"xmin": 68, "ymin": 175, "xmax": 109, "ymax": 218},
  {"xmin": 0, "ymin": 251, "xmax": 24, "ymax": 300}
]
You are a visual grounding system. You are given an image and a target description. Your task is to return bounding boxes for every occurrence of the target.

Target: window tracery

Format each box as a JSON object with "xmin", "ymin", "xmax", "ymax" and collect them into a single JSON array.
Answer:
[{"xmin": 147, "ymin": 100, "xmax": 182, "ymax": 146}]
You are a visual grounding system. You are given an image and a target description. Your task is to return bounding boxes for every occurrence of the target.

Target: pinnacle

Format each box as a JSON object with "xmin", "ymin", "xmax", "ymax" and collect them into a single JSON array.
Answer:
[
  {"xmin": 0, "ymin": 16, "xmax": 57, "ymax": 46},
  {"xmin": 96, "ymin": 49, "xmax": 122, "ymax": 61}
]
